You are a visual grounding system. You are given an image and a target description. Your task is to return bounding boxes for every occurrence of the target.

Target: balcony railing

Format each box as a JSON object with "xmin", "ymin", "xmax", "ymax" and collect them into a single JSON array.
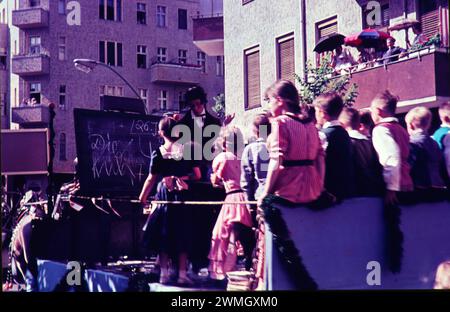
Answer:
[
  {"xmin": 12, "ymin": 52, "xmax": 50, "ymax": 76},
  {"xmin": 150, "ymin": 61, "xmax": 202, "ymax": 85},
  {"xmin": 12, "ymin": 104, "xmax": 50, "ymax": 127},
  {"xmin": 193, "ymin": 15, "xmax": 224, "ymax": 56},
  {"xmin": 12, "ymin": 7, "xmax": 49, "ymax": 29},
  {"xmin": 330, "ymin": 46, "xmax": 450, "ymax": 112}
]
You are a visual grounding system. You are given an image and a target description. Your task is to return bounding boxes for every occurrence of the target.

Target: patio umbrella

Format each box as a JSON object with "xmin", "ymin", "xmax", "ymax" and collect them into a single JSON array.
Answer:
[
  {"xmin": 388, "ymin": 19, "xmax": 420, "ymax": 46},
  {"xmin": 388, "ymin": 19, "xmax": 420, "ymax": 31},
  {"xmin": 314, "ymin": 33, "xmax": 346, "ymax": 53},
  {"xmin": 344, "ymin": 28, "xmax": 392, "ymax": 49}
]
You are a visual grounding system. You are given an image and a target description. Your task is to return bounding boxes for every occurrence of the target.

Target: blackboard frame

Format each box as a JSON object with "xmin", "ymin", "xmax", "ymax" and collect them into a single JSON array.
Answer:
[{"xmin": 74, "ymin": 108, "xmax": 162, "ymax": 198}]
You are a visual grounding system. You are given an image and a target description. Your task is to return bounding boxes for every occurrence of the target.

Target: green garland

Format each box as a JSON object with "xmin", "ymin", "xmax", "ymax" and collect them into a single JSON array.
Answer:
[{"xmin": 261, "ymin": 194, "xmax": 318, "ymax": 290}]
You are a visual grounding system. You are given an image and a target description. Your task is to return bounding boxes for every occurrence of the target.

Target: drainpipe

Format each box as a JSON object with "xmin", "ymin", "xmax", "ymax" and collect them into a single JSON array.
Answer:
[
  {"xmin": 404, "ymin": 0, "xmax": 408, "ymax": 18},
  {"xmin": 404, "ymin": 0, "xmax": 409, "ymax": 47},
  {"xmin": 300, "ymin": 0, "xmax": 307, "ymax": 81}
]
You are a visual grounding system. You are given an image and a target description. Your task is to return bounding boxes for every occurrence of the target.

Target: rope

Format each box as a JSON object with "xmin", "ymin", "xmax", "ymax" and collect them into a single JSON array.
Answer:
[{"xmin": 20, "ymin": 195, "xmax": 259, "ymax": 210}]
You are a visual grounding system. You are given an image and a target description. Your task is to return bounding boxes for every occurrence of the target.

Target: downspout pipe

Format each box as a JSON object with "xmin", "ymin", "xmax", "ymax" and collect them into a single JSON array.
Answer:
[{"xmin": 300, "ymin": 0, "xmax": 307, "ymax": 81}]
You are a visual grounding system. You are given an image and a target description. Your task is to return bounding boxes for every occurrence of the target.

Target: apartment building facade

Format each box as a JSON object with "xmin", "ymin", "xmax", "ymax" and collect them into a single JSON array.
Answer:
[
  {"xmin": 0, "ymin": 22, "xmax": 7, "ymax": 129},
  {"xmin": 224, "ymin": 0, "xmax": 449, "ymax": 136},
  {"xmin": 0, "ymin": 0, "xmax": 224, "ymax": 175}
]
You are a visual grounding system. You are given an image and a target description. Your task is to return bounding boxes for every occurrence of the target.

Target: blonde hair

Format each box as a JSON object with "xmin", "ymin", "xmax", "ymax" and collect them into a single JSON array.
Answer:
[
  {"xmin": 219, "ymin": 126, "xmax": 245, "ymax": 157},
  {"xmin": 405, "ymin": 106, "xmax": 432, "ymax": 131},
  {"xmin": 434, "ymin": 261, "xmax": 450, "ymax": 289},
  {"xmin": 438, "ymin": 102, "xmax": 450, "ymax": 120},
  {"xmin": 372, "ymin": 90, "xmax": 399, "ymax": 115}
]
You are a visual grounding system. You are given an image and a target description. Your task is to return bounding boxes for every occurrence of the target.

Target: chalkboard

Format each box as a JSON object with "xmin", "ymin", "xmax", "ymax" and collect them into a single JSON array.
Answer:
[{"xmin": 74, "ymin": 108, "xmax": 162, "ymax": 198}]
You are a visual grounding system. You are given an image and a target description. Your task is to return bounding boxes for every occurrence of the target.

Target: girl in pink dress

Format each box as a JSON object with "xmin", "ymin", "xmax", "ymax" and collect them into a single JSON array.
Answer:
[{"xmin": 208, "ymin": 126, "xmax": 253, "ymax": 280}]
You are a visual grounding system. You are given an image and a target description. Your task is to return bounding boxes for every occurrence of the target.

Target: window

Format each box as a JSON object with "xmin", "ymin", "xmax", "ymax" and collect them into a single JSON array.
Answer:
[
  {"xmin": 197, "ymin": 51, "xmax": 206, "ymax": 73},
  {"xmin": 106, "ymin": 85, "xmax": 114, "ymax": 95},
  {"xmin": 58, "ymin": 36, "xmax": 66, "ymax": 61},
  {"xmin": 59, "ymin": 133, "xmax": 67, "ymax": 161},
  {"xmin": 419, "ymin": 0, "xmax": 440, "ymax": 39},
  {"xmin": 158, "ymin": 90, "xmax": 168, "ymax": 110},
  {"xmin": 178, "ymin": 49, "xmax": 187, "ymax": 64},
  {"xmin": 277, "ymin": 34, "xmax": 295, "ymax": 81},
  {"xmin": 178, "ymin": 91, "xmax": 186, "ymax": 110},
  {"xmin": 137, "ymin": 3, "xmax": 146, "ymax": 25},
  {"xmin": 316, "ymin": 16, "xmax": 338, "ymax": 41},
  {"xmin": 157, "ymin": 47, "xmax": 167, "ymax": 62},
  {"xmin": 107, "ymin": 41, "xmax": 115, "ymax": 65},
  {"xmin": 29, "ymin": 0, "xmax": 40, "ymax": 7},
  {"xmin": 139, "ymin": 88, "xmax": 147, "ymax": 104},
  {"xmin": 117, "ymin": 42, "xmax": 122, "ymax": 66},
  {"xmin": 99, "ymin": 0, "xmax": 122, "ymax": 22},
  {"xmin": 0, "ymin": 93, "xmax": 6, "ymax": 116},
  {"xmin": 242, "ymin": 0, "xmax": 254, "ymax": 5},
  {"xmin": 2, "ymin": 8, "xmax": 5, "ymax": 23},
  {"xmin": 362, "ymin": 1, "xmax": 389, "ymax": 29},
  {"xmin": 29, "ymin": 36, "xmax": 41, "ymax": 55},
  {"xmin": 157, "ymin": 6, "xmax": 166, "ymax": 27},
  {"xmin": 244, "ymin": 47, "xmax": 261, "ymax": 110},
  {"xmin": 137, "ymin": 45, "xmax": 147, "ymax": 69},
  {"xmin": 0, "ymin": 55, "xmax": 6, "ymax": 70},
  {"xmin": 115, "ymin": 86, "xmax": 123, "ymax": 96},
  {"xmin": 99, "ymin": 41, "xmax": 122, "ymax": 67},
  {"xmin": 14, "ymin": 40, "xmax": 17, "ymax": 56},
  {"xmin": 58, "ymin": 0, "xmax": 65, "ymax": 14},
  {"xmin": 101, "ymin": 85, "xmax": 123, "ymax": 96},
  {"xmin": 59, "ymin": 85, "xmax": 66, "ymax": 110},
  {"xmin": 316, "ymin": 16, "xmax": 337, "ymax": 65},
  {"xmin": 30, "ymin": 83, "xmax": 41, "ymax": 104},
  {"xmin": 216, "ymin": 56, "xmax": 224, "ymax": 76},
  {"xmin": 178, "ymin": 9, "xmax": 188, "ymax": 29}
]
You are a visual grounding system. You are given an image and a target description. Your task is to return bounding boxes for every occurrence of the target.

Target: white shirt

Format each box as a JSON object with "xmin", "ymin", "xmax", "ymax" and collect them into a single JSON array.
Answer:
[
  {"xmin": 323, "ymin": 120, "xmax": 342, "ymax": 129},
  {"xmin": 191, "ymin": 109, "xmax": 206, "ymax": 128},
  {"xmin": 372, "ymin": 117, "xmax": 401, "ymax": 191},
  {"xmin": 348, "ymin": 129, "xmax": 369, "ymax": 140}
]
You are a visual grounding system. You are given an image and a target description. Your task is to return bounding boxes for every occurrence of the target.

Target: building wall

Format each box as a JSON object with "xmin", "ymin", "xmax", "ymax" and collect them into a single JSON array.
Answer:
[
  {"xmin": 0, "ymin": 23, "xmax": 8, "ymax": 129},
  {"xmin": 3, "ymin": 0, "xmax": 224, "ymax": 173},
  {"xmin": 305, "ymin": 0, "xmax": 419, "ymax": 63},
  {"xmin": 199, "ymin": 0, "xmax": 223, "ymax": 15},
  {"xmin": 224, "ymin": 0, "xmax": 302, "ymax": 139}
]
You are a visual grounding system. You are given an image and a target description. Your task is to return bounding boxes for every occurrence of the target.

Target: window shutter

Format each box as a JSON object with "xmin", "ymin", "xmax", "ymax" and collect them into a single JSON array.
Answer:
[
  {"xmin": 278, "ymin": 37, "xmax": 295, "ymax": 81},
  {"xmin": 421, "ymin": 9, "xmax": 440, "ymax": 39},
  {"xmin": 317, "ymin": 18, "xmax": 338, "ymax": 40},
  {"xmin": 245, "ymin": 50, "xmax": 261, "ymax": 109}
]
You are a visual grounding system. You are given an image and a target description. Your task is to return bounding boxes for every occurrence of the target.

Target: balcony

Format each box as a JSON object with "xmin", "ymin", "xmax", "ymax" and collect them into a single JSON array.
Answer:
[
  {"xmin": 12, "ymin": 104, "xmax": 50, "ymax": 127},
  {"xmin": 150, "ymin": 62, "xmax": 202, "ymax": 85},
  {"xmin": 12, "ymin": 54, "xmax": 50, "ymax": 76},
  {"xmin": 340, "ymin": 47, "xmax": 450, "ymax": 113},
  {"xmin": 193, "ymin": 14, "xmax": 224, "ymax": 56},
  {"xmin": 12, "ymin": 7, "xmax": 49, "ymax": 29}
]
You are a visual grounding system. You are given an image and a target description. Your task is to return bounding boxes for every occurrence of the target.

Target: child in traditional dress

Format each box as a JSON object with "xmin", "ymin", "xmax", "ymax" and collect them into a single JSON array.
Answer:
[
  {"xmin": 139, "ymin": 116, "xmax": 201, "ymax": 285},
  {"xmin": 208, "ymin": 126, "xmax": 253, "ymax": 280}
]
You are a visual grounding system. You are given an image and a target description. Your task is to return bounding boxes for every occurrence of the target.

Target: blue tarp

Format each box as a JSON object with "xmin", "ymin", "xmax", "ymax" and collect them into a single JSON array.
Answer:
[{"xmin": 266, "ymin": 197, "xmax": 450, "ymax": 290}]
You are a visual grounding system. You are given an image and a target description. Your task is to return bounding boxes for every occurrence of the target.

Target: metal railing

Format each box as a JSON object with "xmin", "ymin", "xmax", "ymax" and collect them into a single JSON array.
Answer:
[
  {"xmin": 150, "ymin": 57, "xmax": 202, "ymax": 68},
  {"xmin": 192, "ymin": 13, "xmax": 223, "ymax": 19},
  {"xmin": 330, "ymin": 45, "xmax": 448, "ymax": 79}
]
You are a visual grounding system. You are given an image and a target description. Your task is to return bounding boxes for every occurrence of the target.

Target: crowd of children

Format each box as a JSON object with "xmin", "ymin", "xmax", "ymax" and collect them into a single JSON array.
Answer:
[{"xmin": 139, "ymin": 82, "xmax": 450, "ymax": 288}]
